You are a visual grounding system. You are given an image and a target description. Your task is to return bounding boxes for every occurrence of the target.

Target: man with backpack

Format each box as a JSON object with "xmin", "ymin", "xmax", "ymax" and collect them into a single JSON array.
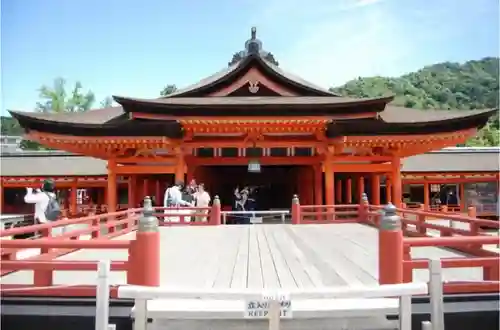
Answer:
[{"xmin": 23, "ymin": 179, "xmax": 61, "ymax": 224}]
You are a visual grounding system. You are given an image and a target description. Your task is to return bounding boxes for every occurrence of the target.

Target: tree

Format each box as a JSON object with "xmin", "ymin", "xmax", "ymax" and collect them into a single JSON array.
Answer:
[
  {"xmin": 20, "ymin": 78, "xmax": 96, "ymax": 150},
  {"xmin": 332, "ymin": 57, "xmax": 500, "ymax": 146},
  {"xmin": 36, "ymin": 77, "xmax": 95, "ymax": 113},
  {"xmin": 100, "ymin": 96, "xmax": 114, "ymax": 108},
  {"xmin": 160, "ymin": 84, "xmax": 178, "ymax": 96}
]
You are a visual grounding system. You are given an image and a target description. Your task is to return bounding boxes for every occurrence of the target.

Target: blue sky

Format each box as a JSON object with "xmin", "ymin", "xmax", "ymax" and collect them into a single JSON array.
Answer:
[{"xmin": 1, "ymin": 0, "xmax": 498, "ymax": 115}]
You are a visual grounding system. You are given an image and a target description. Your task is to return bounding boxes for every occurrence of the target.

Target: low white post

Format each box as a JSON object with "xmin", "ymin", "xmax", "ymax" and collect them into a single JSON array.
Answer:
[
  {"xmin": 268, "ymin": 298, "xmax": 281, "ymax": 330},
  {"xmin": 429, "ymin": 258, "xmax": 445, "ymax": 330},
  {"xmin": 399, "ymin": 294, "xmax": 412, "ymax": 330},
  {"xmin": 133, "ymin": 299, "xmax": 148, "ymax": 330},
  {"xmin": 95, "ymin": 260, "xmax": 111, "ymax": 330}
]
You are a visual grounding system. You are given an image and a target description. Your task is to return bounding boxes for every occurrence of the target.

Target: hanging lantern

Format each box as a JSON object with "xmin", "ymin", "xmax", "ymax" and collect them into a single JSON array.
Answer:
[{"xmin": 248, "ymin": 159, "xmax": 261, "ymax": 173}]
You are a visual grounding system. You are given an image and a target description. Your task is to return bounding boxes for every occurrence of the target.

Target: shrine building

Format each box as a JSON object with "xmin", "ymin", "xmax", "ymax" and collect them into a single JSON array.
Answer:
[{"xmin": 6, "ymin": 28, "xmax": 498, "ymax": 214}]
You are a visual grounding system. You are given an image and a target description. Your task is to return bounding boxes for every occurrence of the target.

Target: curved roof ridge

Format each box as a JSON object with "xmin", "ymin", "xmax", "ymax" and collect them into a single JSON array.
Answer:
[
  {"xmin": 9, "ymin": 106, "xmax": 124, "ymax": 125},
  {"xmin": 380, "ymin": 106, "xmax": 498, "ymax": 124},
  {"xmin": 161, "ymin": 63, "xmax": 240, "ymax": 98},
  {"xmin": 260, "ymin": 57, "xmax": 339, "ymax": 96},
  {"xmin": 157, "ymin": 53, "xmax": 339, "ymax": 98}
]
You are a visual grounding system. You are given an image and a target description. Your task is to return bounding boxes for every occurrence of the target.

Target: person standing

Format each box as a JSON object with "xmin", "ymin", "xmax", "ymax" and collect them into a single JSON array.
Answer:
[
  {"xmin": 163, "ymin": 181, "xmax": 193, "ymax": 222},
  {"xmin": 24, "ymin": 179, "xmax": 57, "ymax": 224},
  {"xmin": 194, "ymin": 183, "xmax": 211, "ymax": 222}
]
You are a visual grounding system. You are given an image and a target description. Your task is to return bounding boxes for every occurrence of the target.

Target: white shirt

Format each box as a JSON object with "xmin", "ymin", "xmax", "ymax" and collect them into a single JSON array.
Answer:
[
  {"xmin": 24, "ymin": 188, "xmax": 55, "ymax": 223},
  {"xmin": 164, "ymin": 186, "xmax": 191, "ymax": 207},
  {"xmin": 195, "ymin": 191, "xmax": 211, "ymax": 208}
]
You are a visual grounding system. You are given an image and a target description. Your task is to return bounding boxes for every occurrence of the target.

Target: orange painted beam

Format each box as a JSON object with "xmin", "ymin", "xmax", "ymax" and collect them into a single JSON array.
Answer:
[
  {"xmin": 186, "ymin": 155, "xmax": 322, "ymax": 166},
  {"xmin": 324, "ymin": 163, "xmax": 392, "ymax": 173},
  {"xmin": 113, "ymin": 165, "xmax": 176, "ymax": 174},
  {"xmin": 402, "ymin": 178, "xmax": 497, "ymax": 184}
]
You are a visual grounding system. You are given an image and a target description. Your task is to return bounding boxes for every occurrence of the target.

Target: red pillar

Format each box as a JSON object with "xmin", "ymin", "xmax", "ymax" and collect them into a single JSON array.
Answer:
[
  {"xmin": 324, "ymin": 162, "xmax": 335, "ymax": 206},
  {"xmin": 392, "ymin": 156, "xmax": 402, "ymax": 207},
  {"xmin": 346, "ymin": 178, "xmax": 352, "ymax": 204},
  {"xmin": 314, "ymin": 165, "xmax": 323, "ymax": 206},
  {"xmin": 336, "ymin": 179, "xmax": 342, "ymax": 204},
  {"xmin": 358, "ymin": 175, "xmax": 365, "ymax": 202},
  {"xmin": 371, "ymin": 174, "xmax": 380, "ymax": 205}
]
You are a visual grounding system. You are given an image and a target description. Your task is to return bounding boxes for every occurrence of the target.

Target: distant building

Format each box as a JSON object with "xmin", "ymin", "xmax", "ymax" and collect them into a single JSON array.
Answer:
[{"xmin": 0, "ymin": 135, "xmax": 22, "ymax": 153}]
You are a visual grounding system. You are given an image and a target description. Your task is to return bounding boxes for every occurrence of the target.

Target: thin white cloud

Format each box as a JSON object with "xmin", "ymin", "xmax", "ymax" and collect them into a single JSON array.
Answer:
[{"xmin": 250, "ymin": 0, "xmax": 410, "ymax": 88}]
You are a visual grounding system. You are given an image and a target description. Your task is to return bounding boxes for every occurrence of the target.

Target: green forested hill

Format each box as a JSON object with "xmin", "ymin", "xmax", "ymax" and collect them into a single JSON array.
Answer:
[{"xmin": 331, "ymin": 57, "xmax": 499, "ymax": 146}]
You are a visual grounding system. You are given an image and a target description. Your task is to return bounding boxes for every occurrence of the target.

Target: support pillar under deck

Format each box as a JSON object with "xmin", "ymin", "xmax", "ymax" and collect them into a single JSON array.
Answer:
[
  {"xmin": 392, "ymin": 156, "xmax": 402, "ymax": 207},
  {"xmin": 324, "ymin": 162, "xmax": 335, "ymax": 206}
]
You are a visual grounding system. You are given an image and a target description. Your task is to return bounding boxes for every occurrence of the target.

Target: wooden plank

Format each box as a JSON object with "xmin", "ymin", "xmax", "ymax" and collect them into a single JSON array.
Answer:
[
  {"xmin": 255, "ymin": 225, "xmax": 280, "ymax": 288},
  {"xmin": 246, "ymin": 225, "xmax": 264, "ymax": 288},
  {"xmin": 268, "ymin": 225, "xmax": 314, "ymax": 288},
  {"xmin": 322, "ymin": 224, "xmax": 379, "ymax": 284},
  {"xmin": 230, "ymin": 226, "xmax": 249, "ymax": 289},
  {"xmin": 261, "ymin": 225, "xmax": 297, "ymax": 288},
  {"xmin": 286, "ymin": 225, "xmax": 366, "ymax": 286},
  {"xmin": 212, "ymin": 226, "xmax": 246, "ymax": 288}
]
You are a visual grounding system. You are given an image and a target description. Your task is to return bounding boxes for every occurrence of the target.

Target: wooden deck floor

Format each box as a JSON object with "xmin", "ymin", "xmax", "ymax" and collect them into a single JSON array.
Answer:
[{"xmin": 1, "ymin": 223, "xmax": 483, "ymax": 287}]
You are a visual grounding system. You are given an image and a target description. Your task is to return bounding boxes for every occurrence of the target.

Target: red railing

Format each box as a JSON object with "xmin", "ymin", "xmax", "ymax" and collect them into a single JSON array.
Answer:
[
  {"xmin": 0, "ymin": 197, "xmax": 222, "ymax": 296},
  {"xmin": 414, "ymin": 203, "xmax": 498, "ymax": 217},
  {"xmin": 291, "ymin": 195, "xmax": 499, "ymax": 294},
  {"xmin": 366, "ymin": 204, "xmax": 499, "ymax": 294},
  {"xmin": 1, "ymin": 195, "xmax": 498, "ymax": 297}
]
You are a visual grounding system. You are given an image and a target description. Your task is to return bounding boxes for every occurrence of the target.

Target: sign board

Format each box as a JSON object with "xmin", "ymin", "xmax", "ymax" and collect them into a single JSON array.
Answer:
[
  {"xmin": 250, "ymin": 217, "xmax": 263, "ymax": 224},
  {"xmin": 248, "ymin": 161, "xmax": 261, "ymax": 173},
  {"xmin": 244, "ymin": 293, "xmax": 292, "ymax": 319},
  {"xmin": 430, "ymin": 184, "xmax": 441, "ymax": 192}
]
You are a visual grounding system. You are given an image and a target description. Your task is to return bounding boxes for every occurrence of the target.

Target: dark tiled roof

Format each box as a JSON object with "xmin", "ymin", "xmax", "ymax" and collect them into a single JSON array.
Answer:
[
  {"xmin": 381, "ymin": 106, "xmax": 496, "ymax": 123},
  {"xmin": 114, "ymin": 95, "xmax": 391, "ymax": 107},
  {"xmin": 10, "ymin": 107, "xmax": 124, "ymax": 125},
  {"xmin": 0, "ymin": 154, "xmax": 107, "ymax": 176},
  {"xmin": 402, "ymin": 148, "xmax": 500, "ymax": 172},
  {"xmin": 164, "ymin": 55, "xmax": 337, "ymax": 98}
]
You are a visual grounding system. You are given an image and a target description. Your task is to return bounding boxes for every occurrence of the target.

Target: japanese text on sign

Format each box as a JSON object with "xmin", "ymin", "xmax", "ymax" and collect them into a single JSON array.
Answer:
[{"xmin": 244, "ymin": 293, "xmax": 292, "ymax": 319}]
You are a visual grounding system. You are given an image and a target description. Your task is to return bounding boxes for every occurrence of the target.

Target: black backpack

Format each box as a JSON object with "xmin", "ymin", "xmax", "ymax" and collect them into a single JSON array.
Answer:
[{"xmin": 45, "ymin": 192, "xmax": 61, "ymax": 221}]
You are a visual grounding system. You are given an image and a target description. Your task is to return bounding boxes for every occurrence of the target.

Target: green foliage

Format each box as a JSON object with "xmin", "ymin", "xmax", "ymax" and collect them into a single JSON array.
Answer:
[
  {"xmin": 331, "ymin": 57, "xmax": 499, "ymax": 146},
  {"xmin": 36, "ymin": 77, "xmax": 95, "ymax": 113},
  {"xmin": 3, "ymin": 77, "xmax": 96, "ymax": 150},
  {"xmin": 1, "ymin": 116, "xmax": 23, "ymax": 136},
  {"xmin": 160, "ymin": 84, "xmax": 178, "ymax": 96}
]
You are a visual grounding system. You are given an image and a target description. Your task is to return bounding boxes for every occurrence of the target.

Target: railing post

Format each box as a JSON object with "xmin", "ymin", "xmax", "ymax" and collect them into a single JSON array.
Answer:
[
  {"xmin": 34, "ymin": 227, "xmax": 53, "ymax": 287},
  {"xmin": 429, "ymin": 259, "xmax": 445, "ymax": 330},
  {"xmin": 467, "ymin": 206, "xmax": 479, "ymax": 235},
  {"xmin": 417, "ymin": 204, "xmax": 426, "ymax": 235},
  {"xmin": 210, "ymin": 195, "xmax": 221, "ymax": 225},
  {"xmin": 358, "ymin": 192, "xmax": 369, "ymax": 223},
  {"xmin": 291, "ymin": 195, "xmax": 301, "ymax": 225},
  {"xmin": 91, "ymin": 211, "xmax": 101, "ymax": 239},
  {"xmin": 127, "ymin": 196, "xmax": 160, "ymax": 286},
  {"xmin": 378, "ymin": 203, "xmax": 403, "ymax": 285}
]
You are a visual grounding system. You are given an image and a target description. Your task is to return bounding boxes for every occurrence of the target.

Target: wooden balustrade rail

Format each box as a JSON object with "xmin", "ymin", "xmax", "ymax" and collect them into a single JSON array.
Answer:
[
  {"xmin": 291, "ymin": 196, "xmax": 499, "ymax": 294},
  {"xmin": 295, "ymin": 204, "xmax": 361, "ymax": 223},
  {"xmin": 1, "ymin": 196, "xmax": 498, "ymax": 297},
  {"xmin": 0, "ymin": 208, "xmax": 142, "ymax": 282}
]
